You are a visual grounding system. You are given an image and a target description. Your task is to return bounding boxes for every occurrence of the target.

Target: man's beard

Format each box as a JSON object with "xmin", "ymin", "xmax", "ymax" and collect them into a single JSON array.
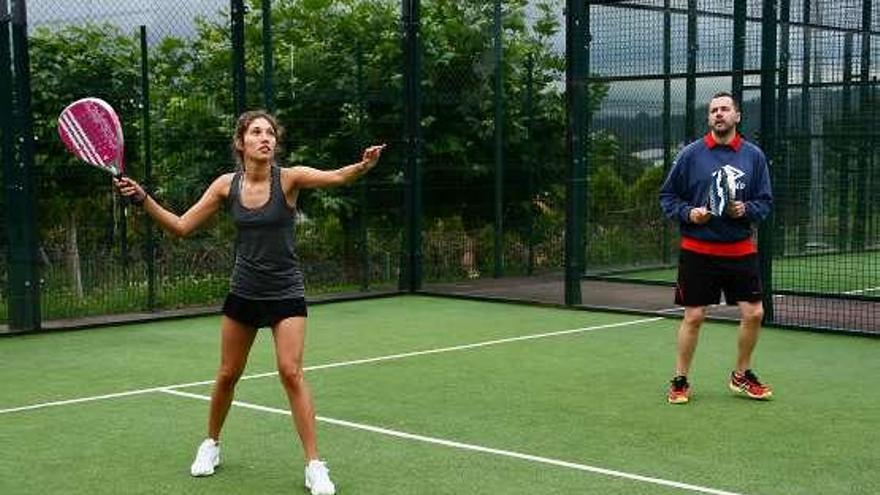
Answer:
[{"xmin": 712, "ymin": 120, "xmax": 735, "ymax": 136}]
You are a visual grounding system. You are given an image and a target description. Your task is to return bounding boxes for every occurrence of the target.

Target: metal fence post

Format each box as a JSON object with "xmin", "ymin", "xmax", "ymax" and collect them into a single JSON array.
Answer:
[
  {"xmin": 777, "ymin": 0, "xmax": 790, "ymax": 256},
  {"xmin": 759, "ymin": 0, "xmax": 778, "ymax": 322},
  {"xmin": 839, "ymin": 33, "xmax": 853, "ymax": 251},
  {"xmin": 662, "ymin": 0, "xmax": 672, "ymax": 265},
  {"xmin": 4, "ymin": 0, "xmax": 40, "ymax": 332},
  {"xmin": 140, "ymin": 26, "xmax": 156, "ymax": 311},
  {"xmin": 262, "ymin": 0, "xmax": 275, "ymax": 114},
  {"xmin": 401, "ymin": 0, "xmax": 422, "ymax": 292},
  {"xmin": 732, "ymin": 0, "xmax": 746, "ymax": 104},
  {"xmin": 565, "ymin": 0, "xmax": 589, "ymax": 306},
  {"xmin": 355, "ymin": 40, "xmax": 369, "ymax": 292},
  {"xmin": 685, "ymin": 0, "xmax": 697, "ymax": 142},
  {"xmin": 799, "ymin": 0, "xmax": 812, "ymax": 249},
  {"xmin": 0, "ymin": 0, "xmax": 16, "ymax": 329},
  {"xmin": 493, "ymin": 0, "xmax": 505, "ymax": 278},
  {"xmin": 525, "ymin": 53, "xmax": 535, "ymax": 276},
  {"xmin": 853, "ymin": 0, "xmax": 872, "ymax": 249},
  {"xmin": 231, "ymin": 0, "xmax": 246, "ymax": 116}
]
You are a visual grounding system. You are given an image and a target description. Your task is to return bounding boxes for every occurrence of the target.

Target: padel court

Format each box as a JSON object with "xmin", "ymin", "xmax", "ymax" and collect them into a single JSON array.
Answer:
[{"xmin": 2, "ymin": 296, "xmax": 878, "ymax": 494}]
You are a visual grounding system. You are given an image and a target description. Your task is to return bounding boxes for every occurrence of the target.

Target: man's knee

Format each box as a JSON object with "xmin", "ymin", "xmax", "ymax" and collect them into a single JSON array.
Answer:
[
  {"xmin": 740, "ymin": 301, "xmax": 764, "ymax": 325},
  {"xmin": 683, "ymin": 307, "xmax": 707, "ymax": 327},
  {"xmin": 742, "ymin": 303, "xmax": 764, "ymax": 324}
]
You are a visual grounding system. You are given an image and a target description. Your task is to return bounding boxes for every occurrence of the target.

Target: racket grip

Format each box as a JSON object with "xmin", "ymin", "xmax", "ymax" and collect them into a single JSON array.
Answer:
[{"xmin": 114, "ymin": 174, "xmax": 146, "ymax": 206}]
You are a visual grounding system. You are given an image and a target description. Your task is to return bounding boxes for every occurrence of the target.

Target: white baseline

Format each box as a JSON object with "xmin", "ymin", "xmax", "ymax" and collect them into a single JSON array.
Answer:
[
  {"xmin": 0, "ymin": 317, "xmax": 661, "ymax": 415},
  {"xmin": 162, "ymin": 388, "xmax": 745, "ymax": 495}
]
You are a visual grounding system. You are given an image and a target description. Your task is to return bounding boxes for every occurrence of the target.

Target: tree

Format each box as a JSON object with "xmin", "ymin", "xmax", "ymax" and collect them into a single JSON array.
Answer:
[
  {"xmin": 142, "ymin": 0, "xmax": 614, "ymax": 277},
  {"xmin": 29, "ymin": 24, "xmax": 141, "ymax": 297}
]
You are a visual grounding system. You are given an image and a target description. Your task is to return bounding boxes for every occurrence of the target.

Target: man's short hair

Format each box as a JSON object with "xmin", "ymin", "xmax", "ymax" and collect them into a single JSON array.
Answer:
[{"xmin": 710, "ymin": 91, "xmax": 739, "ymax": 111}]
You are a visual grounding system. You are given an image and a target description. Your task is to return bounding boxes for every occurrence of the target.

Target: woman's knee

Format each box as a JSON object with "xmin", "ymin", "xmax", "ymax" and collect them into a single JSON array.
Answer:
[
  {"xmin": 277, "ymin": 363, "xmax": 305, "ymax": 391},
  {"xmin": 215, "ymin": 366, "xmax": 245, "ymax": 389}
]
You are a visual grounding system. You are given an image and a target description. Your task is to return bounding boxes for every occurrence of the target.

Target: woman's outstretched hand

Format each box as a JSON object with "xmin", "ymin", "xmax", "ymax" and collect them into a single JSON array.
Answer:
[{"xmin": 361, "ymin": 144, "xmax": 387, "ymax": 172}]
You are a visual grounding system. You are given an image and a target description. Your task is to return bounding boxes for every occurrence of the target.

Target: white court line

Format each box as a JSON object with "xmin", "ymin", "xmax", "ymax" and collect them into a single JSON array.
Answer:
[
  {"xmin": 303, "ymin": 317, "xmax": 662, "ymax": 372},
  {"xmin": 657, "ymin": 296, "xmax": 787, "ymax": 314},
  {"xmin": 844, "ymin": 286, "xmax": 880, "ymax": 295},
  {"xmin": 0, "ymin": 317, "xmax": 661, "ymax": 415},
  {"xmin": 657, "ymin": 306, "xmax": 683, "ymax": 313},
  {"xmin": 161, "ymin": 389, "xmax": 745, "ymax": 495},
  {"xmin": 0, "ymin": 378, "xmax": 216, "ymax": 415}
]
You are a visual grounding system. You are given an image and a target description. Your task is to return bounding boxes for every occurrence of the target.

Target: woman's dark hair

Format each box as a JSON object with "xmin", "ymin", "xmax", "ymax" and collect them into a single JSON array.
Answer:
[{"xmin": 232, "ymin": 110, "xmax": 284, "ymax": 170}]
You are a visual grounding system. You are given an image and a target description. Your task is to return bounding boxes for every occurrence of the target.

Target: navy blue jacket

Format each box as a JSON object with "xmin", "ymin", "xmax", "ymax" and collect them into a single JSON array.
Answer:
[{"xmin": 659, "ymin": 133, "xmax": 773, "ymax": 244}]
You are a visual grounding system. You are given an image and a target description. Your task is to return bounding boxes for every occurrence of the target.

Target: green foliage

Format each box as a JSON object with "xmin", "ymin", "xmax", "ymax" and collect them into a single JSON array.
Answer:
[
  {"xmin": 587, "ymin": 152, "xmax": 666, "ymax": 269},
  {"xmin": 147, "ymin": 21, "xmax": 236, "ymax": 209},
  {"xmin": 418, "ymin": 0, "xmax": 593, "ymax": 232},
  {"xmin": 589, "ymin": 165, "xmax": 627, "ymax": 218},
  {"xmin": 629, "ymin": 164, "xmax": 666, "ymax": 216},
  {"xmin": 29, "ymin": 23, "xmax": 142, "ymax": 241},
  {"xmin": 26, "ymin": 1, "xmax": 596, "ymax": 241},
  {"xmin": 16, "ymin": 0, "xmax": 657, "ymax": 320}
]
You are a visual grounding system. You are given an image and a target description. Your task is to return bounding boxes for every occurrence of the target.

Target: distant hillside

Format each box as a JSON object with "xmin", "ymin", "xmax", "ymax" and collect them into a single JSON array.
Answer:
[{"xmin": 592, "ymin": 87, "xmax": 862, "ymax": 149}]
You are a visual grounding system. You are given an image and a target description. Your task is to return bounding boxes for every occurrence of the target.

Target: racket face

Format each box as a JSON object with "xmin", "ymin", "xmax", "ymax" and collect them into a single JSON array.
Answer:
[{"xmin": 58, "ymin": 98, "xmax": 124, "ymax": 177}]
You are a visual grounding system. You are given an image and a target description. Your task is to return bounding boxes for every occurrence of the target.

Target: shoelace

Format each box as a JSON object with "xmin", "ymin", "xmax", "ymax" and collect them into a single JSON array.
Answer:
[
  {"xmin": 736, "ymin": 370, "xmax": 765, "ymax": 389},
  {"xmin": 744, "ymin": 370, "xmax": 763, "ymax": 384}
]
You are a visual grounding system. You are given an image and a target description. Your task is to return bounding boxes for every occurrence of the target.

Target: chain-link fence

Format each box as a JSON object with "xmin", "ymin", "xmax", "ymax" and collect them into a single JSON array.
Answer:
[
  {"xmin": 1, "ymin": 0, "xmax": 404, "ymax": 329},
  {"xmin": 580, "ymin": 0, "xmax": 879, "ymax": 333},
  {"xmin": 2, "ymin": 0, "xmax": 878, "ymax": 334}
]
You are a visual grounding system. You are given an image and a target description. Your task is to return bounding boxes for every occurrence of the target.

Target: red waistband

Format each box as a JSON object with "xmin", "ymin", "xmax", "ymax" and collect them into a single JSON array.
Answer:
[{"xmin": 680, "ymin": 237, "xmax": 756, "ymax": 257}]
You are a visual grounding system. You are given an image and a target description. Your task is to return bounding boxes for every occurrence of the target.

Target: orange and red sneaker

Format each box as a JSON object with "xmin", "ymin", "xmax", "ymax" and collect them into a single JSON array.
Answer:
[
  {"xmin": 668, "ymin": 375, "xmax": 690, "ymax": 404},
  {"xmin": 729, "ymin": 369, "xmax": 773, "ymax": 400}
]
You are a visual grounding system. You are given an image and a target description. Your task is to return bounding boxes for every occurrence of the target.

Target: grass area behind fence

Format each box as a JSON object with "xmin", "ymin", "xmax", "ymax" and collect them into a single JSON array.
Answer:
[{"xmin": 602, "ymin": 250, "xmax": 880, "ymax": 297}]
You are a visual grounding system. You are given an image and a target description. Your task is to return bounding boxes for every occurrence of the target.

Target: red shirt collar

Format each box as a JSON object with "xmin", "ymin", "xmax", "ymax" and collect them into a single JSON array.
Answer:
[{"xmin": 704, "ymin": 132, "xmax": 742, "ymax": 152}]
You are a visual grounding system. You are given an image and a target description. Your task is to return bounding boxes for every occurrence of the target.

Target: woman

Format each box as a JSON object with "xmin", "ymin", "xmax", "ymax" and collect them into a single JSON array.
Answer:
[{"xmin": 115, "ymin": 110, "xmax": 385, "ymax": 495}]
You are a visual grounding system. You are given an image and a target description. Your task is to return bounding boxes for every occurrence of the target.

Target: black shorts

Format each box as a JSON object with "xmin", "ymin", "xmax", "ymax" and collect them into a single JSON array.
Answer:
[
  {"xmin": 674, "ymin": 250, "xmax": 762, "ymax": 306},
  {"xmin": 222, "ymin": 293, "xmax": 308, "ymax": 329}
]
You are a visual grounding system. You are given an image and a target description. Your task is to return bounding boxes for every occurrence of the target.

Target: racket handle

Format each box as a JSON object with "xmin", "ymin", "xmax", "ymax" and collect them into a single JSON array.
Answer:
[{"xmin": 114, "ymin": 174, "xmax": 146, "ymax": 206}]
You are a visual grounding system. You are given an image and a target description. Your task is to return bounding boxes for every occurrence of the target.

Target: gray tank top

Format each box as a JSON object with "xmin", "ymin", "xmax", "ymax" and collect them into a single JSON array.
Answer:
[{"xmin": 228, "ymin": 165, "xmax": 304, "ymax": 299}]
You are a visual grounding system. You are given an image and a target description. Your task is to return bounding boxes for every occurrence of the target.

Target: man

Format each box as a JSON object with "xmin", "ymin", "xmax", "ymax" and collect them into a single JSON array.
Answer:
[{"xmin": 659, "ymin": 91, "xmax": 773, "ymax": 404}]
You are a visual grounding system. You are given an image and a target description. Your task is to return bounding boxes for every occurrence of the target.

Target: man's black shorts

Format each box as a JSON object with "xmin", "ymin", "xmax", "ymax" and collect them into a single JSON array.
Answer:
[
  {"xmin": 674, "ymin": 249, "xmax": 762, "ymax": 306},
  {"xmin": 222, "ymin": 293, "xmax": 308, "ymax": 329}
]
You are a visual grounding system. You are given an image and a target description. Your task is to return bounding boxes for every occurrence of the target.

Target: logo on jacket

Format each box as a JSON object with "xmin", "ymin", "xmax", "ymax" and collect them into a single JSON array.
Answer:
[
  {"xmin": 707, "ymin": 164, "xmax": 746, "ymax": 216},
  {"xmin": 721, "ymin": 164, "xmax": 745, "ymax": 190}
]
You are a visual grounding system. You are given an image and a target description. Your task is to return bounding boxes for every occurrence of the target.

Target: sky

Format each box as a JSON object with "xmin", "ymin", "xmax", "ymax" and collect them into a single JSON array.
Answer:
[
  {"xmin": 22, "ymin": 0, "xmax": 876, "ymax": 113},
  {"xmin": 27, "ymin": 0, "xmax": 227, "ymax": 41}
]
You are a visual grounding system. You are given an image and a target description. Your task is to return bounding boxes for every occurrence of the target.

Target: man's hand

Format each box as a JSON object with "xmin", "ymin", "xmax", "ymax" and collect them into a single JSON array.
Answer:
[
  {"xmin": 728, "ymin": 200, "xmax": 746, "ymax": 218},
  {"xmin": 689, "ymin": 206, "xmax": 711, "ymax": 224}
]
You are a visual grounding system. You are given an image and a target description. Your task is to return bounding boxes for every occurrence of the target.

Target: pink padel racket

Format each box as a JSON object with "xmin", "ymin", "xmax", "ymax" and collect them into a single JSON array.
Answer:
[{"xmin": 58, "ymin": 97, "xmax": 125, "ymax": 178}]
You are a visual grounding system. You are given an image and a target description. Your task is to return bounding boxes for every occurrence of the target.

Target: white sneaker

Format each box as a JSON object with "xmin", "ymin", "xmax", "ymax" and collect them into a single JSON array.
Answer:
[
  {"xmin": 190, "ymin": 438, "xmax": 220, "ymax": 477},
  {"xmin": 304, "ymin": 460, "xmax": 336, "ymax": 495}
]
